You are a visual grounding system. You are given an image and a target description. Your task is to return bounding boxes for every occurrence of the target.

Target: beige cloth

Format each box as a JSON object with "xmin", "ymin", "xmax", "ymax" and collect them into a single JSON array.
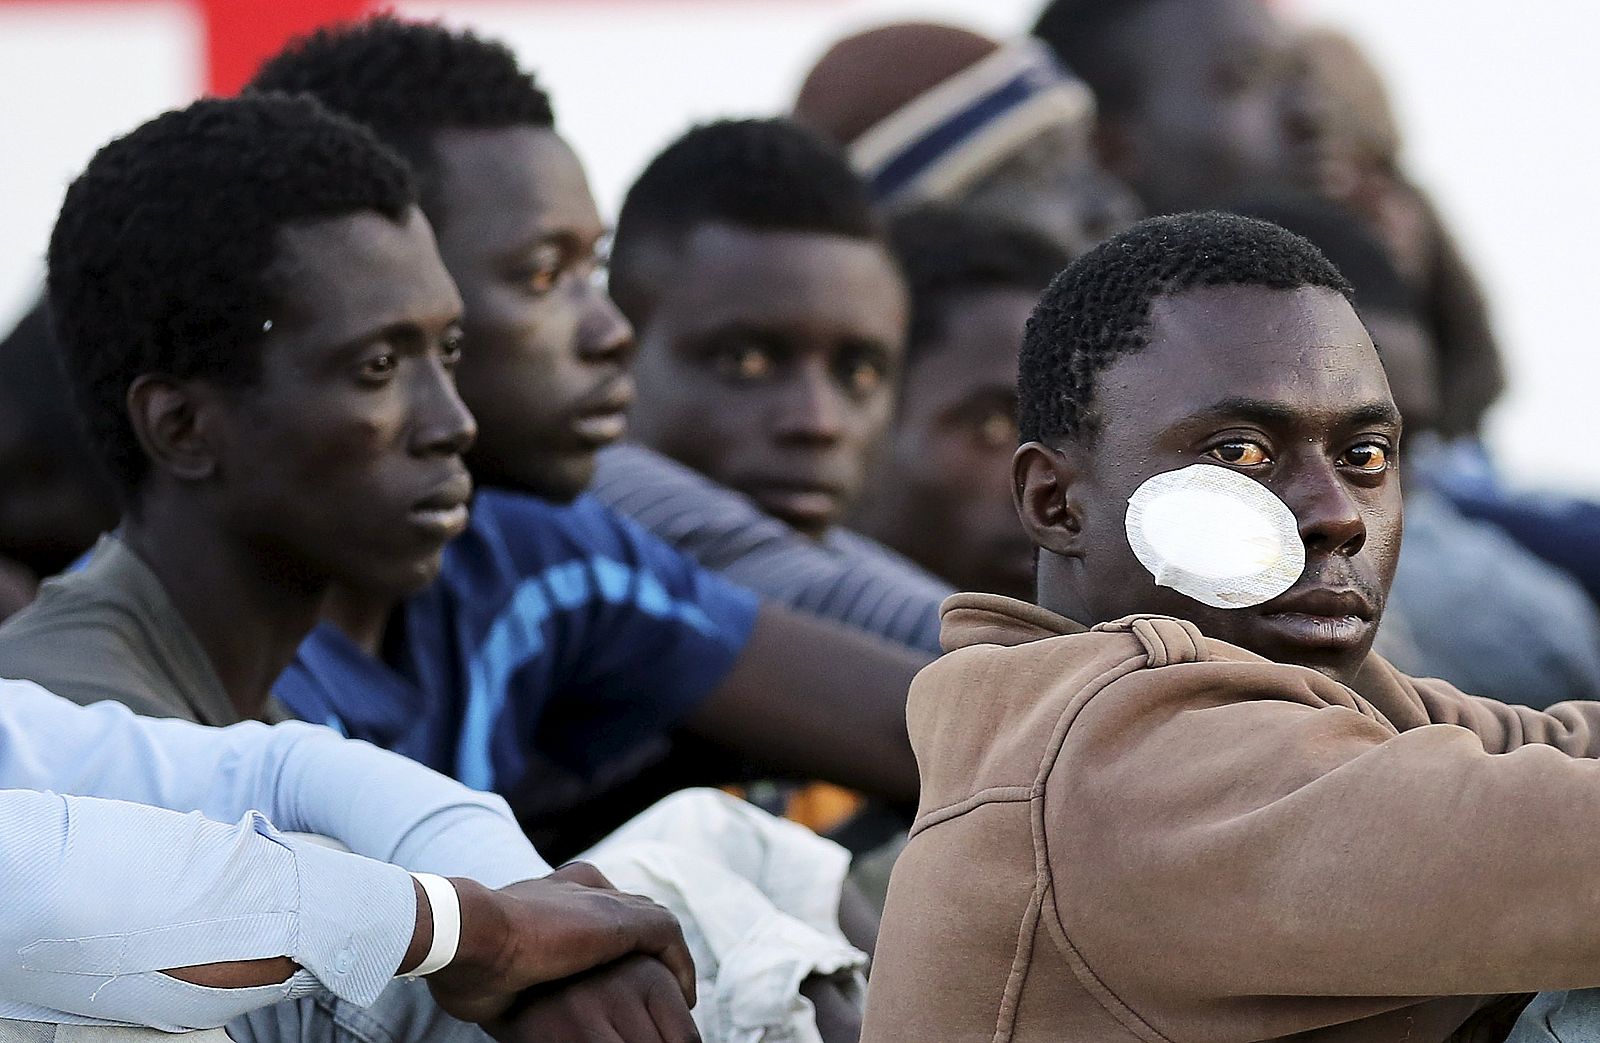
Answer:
[
  {"xmin": 586, "ymin": 789, "xmax": 867, "ymax": 1043},
  {"xmin": 862, "ymin": 592, "xmax": 1600, "ymax": 1043}
]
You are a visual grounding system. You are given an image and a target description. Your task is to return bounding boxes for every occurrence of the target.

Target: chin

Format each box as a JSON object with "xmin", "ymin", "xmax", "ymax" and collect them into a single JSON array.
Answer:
[{"xmin": 470, "ymin": 452, "xmax": 594, "ymax": 504}]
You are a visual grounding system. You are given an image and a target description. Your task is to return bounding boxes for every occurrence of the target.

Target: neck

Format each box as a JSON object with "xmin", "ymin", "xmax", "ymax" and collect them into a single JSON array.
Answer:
[
  {"xmin": 121, "ymin": 495, "xmax": 326, "ymax": 721},
  {"xmin": 321, "ymin": 582, "xmax": 399, "ymax": 658},
  {"xmin": 1034, "ymin": 555, "xmax": 1094, "ymax": 624}
]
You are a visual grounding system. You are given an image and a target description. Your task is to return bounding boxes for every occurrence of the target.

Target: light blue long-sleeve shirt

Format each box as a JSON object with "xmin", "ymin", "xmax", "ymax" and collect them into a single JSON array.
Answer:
[{"xmin": 0, "ymin": 677, "xmax": 552, "ymax": 1031}]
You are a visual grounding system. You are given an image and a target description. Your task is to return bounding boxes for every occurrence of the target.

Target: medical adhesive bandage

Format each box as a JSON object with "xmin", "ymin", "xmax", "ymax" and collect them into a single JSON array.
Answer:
[{"xmin": 1124, "ymin": 464, "xmax": 1304, "ymax": 610}]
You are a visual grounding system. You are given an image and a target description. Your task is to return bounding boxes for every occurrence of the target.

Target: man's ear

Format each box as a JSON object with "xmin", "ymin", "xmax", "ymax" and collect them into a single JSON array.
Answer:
[
  {"xmin": 126, "ymin": 375, "xmax": 221, "ymax": 483},
  {"xmin": 1012, "ymin": 441, "xmax": 1085, "ymax": 560}
]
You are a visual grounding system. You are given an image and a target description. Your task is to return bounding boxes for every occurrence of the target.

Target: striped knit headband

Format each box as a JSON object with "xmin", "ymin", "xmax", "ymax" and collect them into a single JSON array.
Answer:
[{"xmin": 848, "ymin": 38, "xmax": 1095, "ymax": 206}]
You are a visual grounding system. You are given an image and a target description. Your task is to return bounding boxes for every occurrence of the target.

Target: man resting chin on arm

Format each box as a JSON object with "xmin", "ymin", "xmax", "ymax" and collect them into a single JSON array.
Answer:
[{"xmin": 0, "ymin": 679, "xmax": 698, "ymax": 1043}]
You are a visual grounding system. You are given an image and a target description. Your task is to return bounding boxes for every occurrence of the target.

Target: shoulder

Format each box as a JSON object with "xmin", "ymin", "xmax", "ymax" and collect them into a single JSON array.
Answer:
[{"xmin": 913, "ymin": 615, "xmax": 1379, "ymax": 804}]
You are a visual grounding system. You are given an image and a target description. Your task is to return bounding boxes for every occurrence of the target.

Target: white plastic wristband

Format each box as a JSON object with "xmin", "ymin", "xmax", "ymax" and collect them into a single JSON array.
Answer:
[{"xmin": 405, "ymin": 873, "xmax": 461, "ymax": 978}]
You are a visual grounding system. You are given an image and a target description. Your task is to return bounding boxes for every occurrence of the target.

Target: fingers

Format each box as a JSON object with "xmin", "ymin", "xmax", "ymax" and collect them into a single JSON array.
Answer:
[
  {"xmin": 620, "ymin": 898, "xmax": 696, "ymax": 1007},
  {"xmin": 551, "ymin": 860, "xmax": 615, "ymax": 889},
  {"xmin": 644, "ymin": 962, "xmax": 703, "ymax": 1043},
  {"xmin": 489, "ymin": 956, "xmax": 695, "ymax": 1043}
]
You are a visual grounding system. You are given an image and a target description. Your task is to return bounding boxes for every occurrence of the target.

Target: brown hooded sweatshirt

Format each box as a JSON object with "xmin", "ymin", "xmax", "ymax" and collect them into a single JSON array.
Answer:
[{"xmin": 862, "ymin": 593, "xmax": 1600, "ymax": 1043}]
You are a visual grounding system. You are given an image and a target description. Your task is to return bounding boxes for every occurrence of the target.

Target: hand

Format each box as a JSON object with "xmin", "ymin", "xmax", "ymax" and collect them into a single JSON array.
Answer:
[
  {"xmin": 488, "ymin": 954, "xmax": 701, "ymax": 1043},
  {"xmin": 425, "ymin": 862, "xmax": 697, "ymax": 1024}
]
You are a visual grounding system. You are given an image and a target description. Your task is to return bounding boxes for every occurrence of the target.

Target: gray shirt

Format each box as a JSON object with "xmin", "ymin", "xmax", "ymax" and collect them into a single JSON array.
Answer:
[
  {"xmin": 0, "ymin": 534, "xmax": 274, "ymax": 725},
  {"xmin": 590, "ymin": 444, "xmax": 951, "ymax": 654}
]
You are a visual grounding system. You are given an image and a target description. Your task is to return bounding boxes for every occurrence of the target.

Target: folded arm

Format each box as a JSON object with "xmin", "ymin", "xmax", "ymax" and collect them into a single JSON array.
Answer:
[
  {"xmin": 1055, "ymin": 660, "xmax": 1600, "ymax": 1022},
  {"xmin": 0, "ymin": 678, "xmax": 549, "ymax": 886}
]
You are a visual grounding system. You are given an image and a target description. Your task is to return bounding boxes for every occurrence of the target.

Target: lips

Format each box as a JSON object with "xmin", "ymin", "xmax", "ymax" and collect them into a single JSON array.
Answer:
[
  {"xmin": 1258, "ymin": 587, "xmax": 1376, "ymax": 651},
  {"xmin": 410, "ymin": 471, "xmax": 473, "ymax": 539},
  {"xmin": 742, "ymin": 479, "xmax": 846, "ymax": 534},
  {"xmin": 569, "ymin": 376, "xmax": 635, "ymax": 448}
]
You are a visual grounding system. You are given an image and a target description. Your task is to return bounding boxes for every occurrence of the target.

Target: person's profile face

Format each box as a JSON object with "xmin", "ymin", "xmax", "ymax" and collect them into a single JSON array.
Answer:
[
  {"xmin": 217, "ymin": 206, "xmax": 475, "ymax": 599},
  {"xmin": 1363, "ymin": 309, "xmax": 1441, "ymax": 436},
  {"xmin": 628, "ymin": 223, "xmax": 908, "ymax": 539},
  {"xmin": 961, "ymin": 119, "xmax": 1142, "ymax": 256},
  {"xmin": 429, "ymin": 126, "xmax": 634, "ymax": 503},
  {"xmin": 1121, "ymin": 0, "xmax": 1298, "ymax": 212},
  {"xmin": 0, "ymin": 406, "xmax": 115, "ymax": 578},
  {"xmin": 862, "ymin": 286, "xmax": 1037, "ymax": 599},
  {"xmin": 1042, "ymin": 284, "xmax": 1402, "ymax": 686}
]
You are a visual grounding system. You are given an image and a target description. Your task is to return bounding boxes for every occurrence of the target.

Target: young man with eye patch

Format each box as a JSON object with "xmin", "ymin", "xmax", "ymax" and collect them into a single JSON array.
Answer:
[{"xmin": 861, "ymin": 211, "xmax": 1600, "ymax": 1043}]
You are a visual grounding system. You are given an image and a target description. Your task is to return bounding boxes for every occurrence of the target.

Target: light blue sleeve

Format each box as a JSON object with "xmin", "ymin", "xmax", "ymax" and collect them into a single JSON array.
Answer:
[
  {"xmin": 0, "ymin": 677, "xmax": 556, "ymax": 1028},
  {"xmin": 0, "ymin": 677, "xmax": 551, "ymax": 887},
  {"xmin": 0, "ymin": 789, "xmax": 413, "ymax": 1029}
]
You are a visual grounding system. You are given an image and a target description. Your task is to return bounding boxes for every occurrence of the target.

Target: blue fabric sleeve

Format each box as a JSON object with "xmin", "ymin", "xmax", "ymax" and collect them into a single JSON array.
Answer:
[{"xmin": 455, "ymin": 493, "xmax": 760, "ymax": 794}]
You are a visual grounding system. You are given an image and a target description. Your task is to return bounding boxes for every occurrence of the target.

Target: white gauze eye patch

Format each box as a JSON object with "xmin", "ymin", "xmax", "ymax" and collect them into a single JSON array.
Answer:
[{"xmin": 1124, "ymin": 464, "xmax": 1304, "ymax": 610}]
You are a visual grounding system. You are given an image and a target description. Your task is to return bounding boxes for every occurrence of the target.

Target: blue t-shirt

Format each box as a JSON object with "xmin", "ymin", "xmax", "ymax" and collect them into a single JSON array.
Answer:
[{"xmin": 273, "ymin": 489, "xmax": 760, "ymax": 819}]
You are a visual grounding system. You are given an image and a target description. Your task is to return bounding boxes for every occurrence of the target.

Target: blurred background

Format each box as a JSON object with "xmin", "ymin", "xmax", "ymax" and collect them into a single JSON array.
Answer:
[{"xmin": 2, "ymin": 0, "xmax": 1595, "ymax": 491}]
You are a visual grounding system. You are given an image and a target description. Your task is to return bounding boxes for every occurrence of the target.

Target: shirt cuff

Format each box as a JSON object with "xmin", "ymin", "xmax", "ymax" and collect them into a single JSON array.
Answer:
[{"xmin": 284, "ymin": 833, "xmax": 416, "ymax": 1006}]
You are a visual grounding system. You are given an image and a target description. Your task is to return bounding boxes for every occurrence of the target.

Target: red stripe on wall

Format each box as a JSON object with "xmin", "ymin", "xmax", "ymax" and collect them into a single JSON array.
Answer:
[{"xmin": 198, "ymin": 0, "xmax": 373, "ymax": 94}]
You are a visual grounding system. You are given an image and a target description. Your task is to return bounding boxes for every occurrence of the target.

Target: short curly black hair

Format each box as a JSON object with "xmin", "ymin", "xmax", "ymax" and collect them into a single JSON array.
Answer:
[
  {"xmin": 889, "ymin": 204, "xmax": 1070, "ymax": 365},
  {"xmin": 47, "ymin": 93, "xmax": 416, "ymax": 494},
  {"xmin": 1018, "ymin": 211, "xmax": 1352, "ymax": 444},
  {"xmin": 609, "ymin": 118, "xmax": 882, "ymax": 320},
  {"xmin": 1226, "ymin": 192, "xmax": 1420, "ymax": 322},
  {"xmin": 249, "ymin": 15, "xmax": 553, "ymax": 218}
]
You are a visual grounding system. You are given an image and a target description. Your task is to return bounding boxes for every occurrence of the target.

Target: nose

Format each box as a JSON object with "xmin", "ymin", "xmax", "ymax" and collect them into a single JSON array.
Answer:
[
  {"xmin": 773, "ymin": 363, "xmax": 845, "ymax": 446},
  {"xmin": 1280, "ymin": 67, "xmax": 1333, "ymax": 153},
  {"xmin": 1284, "ymin": 460, "xmax": 1366, "ymax": 558},
  {"xmin": 576, "ymin": 286, "xmax": 635, "ymax": 367},
  {"xmin": 414, "ymin": 356, "xmax": 478, "ymax": 457}
]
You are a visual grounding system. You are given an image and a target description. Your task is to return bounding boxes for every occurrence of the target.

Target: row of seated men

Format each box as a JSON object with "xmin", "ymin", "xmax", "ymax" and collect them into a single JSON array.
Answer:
[{"xmin": 6, "ymin": 2, "xmax": 1600, "ymax": 1042}]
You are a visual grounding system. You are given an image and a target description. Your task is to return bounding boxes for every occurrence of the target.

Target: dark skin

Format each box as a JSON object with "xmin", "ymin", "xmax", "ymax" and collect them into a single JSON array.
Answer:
[
  {"xmin": 320, "ymin": 126, "xmax": 924, "ymax": 1043},
  {"xmin": 961, "ymin": 118, "xmax": 1142, "ymax": 257},
  {"xmin": 626, "ymin": 223, "xmax": 908, "ymax": 540},
  {"xmin": 0, "ymin": 303, "xmax": 120, "ymax": 581},
  {"xmin": 122, "ymin": 207, "xmax": 474, "ymax": 721},
  {"xmin": 431, "ymin": 128, "xmax": 635, "ymax": 502},
  {"xmin": 1364, "ymin": 308, "xmax": 1441, "ymax": 435},
  {"xmin": 170, "ymin": 863, "xmax": 698, "ymax": 1042},
  {"xmin": 1096, "ymin": 0, "xmax": 1299, "ymax": 214},
  {"xmin": 1015, "ymin": 285, "xmax": 1403, "ymax": 688},
  {"xmin": 853, "ymin": 287, "xmax": 1037, "ymax": 601},
  {"xmin": 115, "ymin": 204, "xmax": 697, "ymax": 1037},
  {"xmin": 325, "ymin": 127, "xmax": 920, "ymax": 806}
]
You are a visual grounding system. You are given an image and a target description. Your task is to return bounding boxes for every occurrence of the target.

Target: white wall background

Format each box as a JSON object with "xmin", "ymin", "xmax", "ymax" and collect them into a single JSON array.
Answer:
[{"xmin": 3, "ymin": 1, "xmax": 1596, "ymax": 492}]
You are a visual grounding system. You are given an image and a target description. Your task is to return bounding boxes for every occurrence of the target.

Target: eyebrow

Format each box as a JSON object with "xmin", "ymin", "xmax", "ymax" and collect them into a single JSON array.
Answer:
[{"xmin": 1178, "ymin": 396, "xmax": 1403, "ymax": 431}]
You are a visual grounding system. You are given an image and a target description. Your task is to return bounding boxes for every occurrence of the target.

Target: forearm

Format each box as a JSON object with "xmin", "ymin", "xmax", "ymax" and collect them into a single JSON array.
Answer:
[
  {"xmin": 687, "ymin": 604, "xmax": 926, "ymax": 803},
  {"xmin": 0, "ymin": 680, "xmax": 549, "ymax": 886},
  {"xmin": 1067, "ymin": 687, "xmax": 1600, "ymax": 1001}
]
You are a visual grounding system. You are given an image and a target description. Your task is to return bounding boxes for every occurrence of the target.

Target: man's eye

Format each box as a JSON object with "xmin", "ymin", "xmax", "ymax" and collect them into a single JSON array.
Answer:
[
  {"xmin": 520, "ymin": 246, "xmax": 566, "ymax": 295},
  {"xmin": 974, "ymin": 408, "xmax": 1018, "ymax": 450},
  {"xmin": 1343, "ymin": 443, "xmax": 1390, "ymax": 473},
  {"xmin": 1207, "ymin": 441, "xmax": 1270, "ymax": 466},
  {"xmin": 440, "ymin": 331, "xmax": 465, "ymax": 367},
  {"xmin": 526, "ymin": 266, "xmax": 560, "ymax": 294},
  {"xmin": 715, "ymin": 345, "xmax": 775, "ymax": 382},
  {"xmin": 839, "ymin": 356, "xmax": 887, "ymax": 397},
  {"xmin": 359, "ymin": 352, "xmax": 397, "ymax": 379}
]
